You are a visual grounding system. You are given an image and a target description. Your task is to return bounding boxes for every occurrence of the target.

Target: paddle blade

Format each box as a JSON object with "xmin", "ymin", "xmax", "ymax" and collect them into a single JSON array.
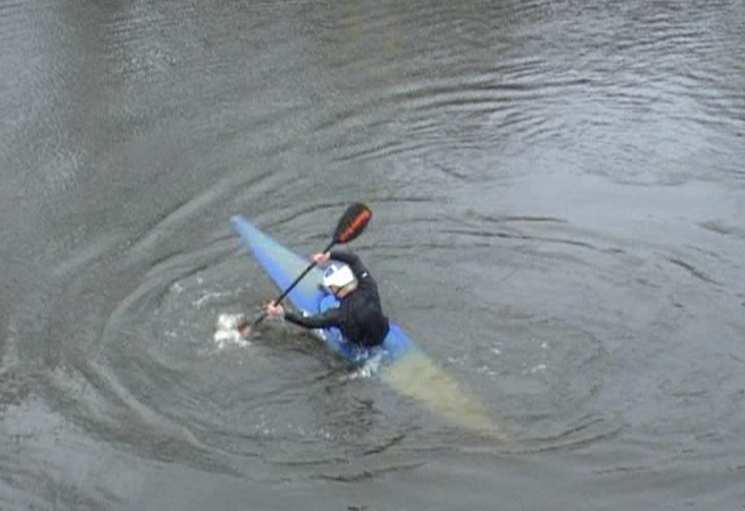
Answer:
[{"xmin": 333, "ymin": 203, "xmax": 372, "ymax": 244}]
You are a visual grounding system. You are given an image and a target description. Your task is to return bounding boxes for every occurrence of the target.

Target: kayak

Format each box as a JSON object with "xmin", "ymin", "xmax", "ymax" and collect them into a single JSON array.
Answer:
[
  {"xmin": 230, "ymin": 215, "xmax": 509, "ymax": 440},
  {"xmin": 230, "ymin": 215, "xmax": 415, "ymax": 364}
]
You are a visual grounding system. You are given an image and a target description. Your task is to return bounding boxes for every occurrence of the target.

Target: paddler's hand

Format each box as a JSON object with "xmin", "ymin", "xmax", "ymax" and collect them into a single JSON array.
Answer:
[
  {"xmin": 264, "ymin": 302, "xmax": 285, "ymax": 318},
  {"xmin": 312, "ymin": 252, "xmax": 331, "ymax": 264}
]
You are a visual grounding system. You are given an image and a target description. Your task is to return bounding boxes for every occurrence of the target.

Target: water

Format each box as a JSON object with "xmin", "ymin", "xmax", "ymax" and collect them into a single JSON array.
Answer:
[{"xmin": 2, "ymin": 0, "xmax": 744, "ymax": 509}]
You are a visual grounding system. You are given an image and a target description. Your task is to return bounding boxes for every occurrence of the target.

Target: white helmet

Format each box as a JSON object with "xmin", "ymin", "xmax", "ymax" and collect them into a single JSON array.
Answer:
[{"xmin": 322, "ymin": 264, "xmax": 355, "ymax": 289}]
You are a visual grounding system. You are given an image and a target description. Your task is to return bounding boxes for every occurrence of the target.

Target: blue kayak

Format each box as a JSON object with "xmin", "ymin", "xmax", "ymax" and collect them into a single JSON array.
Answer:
[{"xmin": 230, "ymin": 215, "xmax": 415, "ymax": 364}]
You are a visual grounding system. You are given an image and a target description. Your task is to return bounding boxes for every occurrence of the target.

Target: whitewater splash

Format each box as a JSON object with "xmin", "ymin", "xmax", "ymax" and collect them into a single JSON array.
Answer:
[
  {"xmin": 213, "ymin": 313, "xmax": 251, "ymax": 349},
  {"xmin": 342, "ymin": 351, "xmax": 384, "ymax": 381}
]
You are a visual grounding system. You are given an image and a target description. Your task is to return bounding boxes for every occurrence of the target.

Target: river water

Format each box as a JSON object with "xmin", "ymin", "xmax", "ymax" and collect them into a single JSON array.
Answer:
[{"xmin": 2, "ymin": 1, "xmax": 744, "ymax": 510}]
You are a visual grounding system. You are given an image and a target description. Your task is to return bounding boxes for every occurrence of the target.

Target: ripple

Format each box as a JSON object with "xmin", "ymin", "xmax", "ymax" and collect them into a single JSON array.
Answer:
[
  {"xmin": 5, "ymin": 0, "xmax": 745, "ymax": 506},
  {"xmin": 700, "ymin": 220, "xmax": 745, "ymax": 240},
  {"xmin": 514, "ymin": 415, "xmax": 624, "ymax": 454},
  {"xmin": 313, "ymin": 461, "xmax": 425, "ymax": 483},
  {"xmin": 665, "ymin": 256, "xmax": 721, "ymax": 286}
]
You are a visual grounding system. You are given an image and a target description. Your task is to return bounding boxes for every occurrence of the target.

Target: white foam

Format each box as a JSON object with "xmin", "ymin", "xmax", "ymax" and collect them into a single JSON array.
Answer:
[
  {"xmin": 193, "ymin": 291, "xmax": 227, "ymax": 309},
  {"xmin": 343, "ymin": 351, "xmax": 383, "ymax": 380},
  {"xmin": 216, "ymin": 313, "xmax": 245, "ymax": 331},
  {"xmin": 213, "ymin": 313, "xmax": 250, "ymax": 349},
  {"xmin": 529, "ymin": 363, "xmax": 547, "ymax": 374}
]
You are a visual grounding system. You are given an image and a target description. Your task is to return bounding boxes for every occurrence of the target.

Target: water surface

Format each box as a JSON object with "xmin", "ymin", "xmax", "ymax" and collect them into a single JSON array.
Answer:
[{"xmin": 2, "ymin": 1, "xmax": 744, "ymax": 509}]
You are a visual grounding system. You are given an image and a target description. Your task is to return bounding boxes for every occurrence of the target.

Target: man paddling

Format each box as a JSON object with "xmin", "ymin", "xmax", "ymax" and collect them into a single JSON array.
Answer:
[{"xmin": 264, "ymin": 250, "xmax": 390, "ymax": 348}]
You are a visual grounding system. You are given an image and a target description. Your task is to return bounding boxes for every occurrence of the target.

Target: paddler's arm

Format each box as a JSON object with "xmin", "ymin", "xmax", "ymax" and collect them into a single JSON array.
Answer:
[
  {"xmin": 265, "ymin": 302, "xmax": 340, "ymax": 329},
  {"xmin": 284, "ymin": 308, "xmax": 340, "ymax": 329}
]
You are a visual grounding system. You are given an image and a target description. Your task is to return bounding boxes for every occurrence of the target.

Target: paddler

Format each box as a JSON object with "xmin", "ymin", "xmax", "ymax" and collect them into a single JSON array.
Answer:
[{"xmin": 263, "ymin": 250, "xmax": 389, "ymax": 348}]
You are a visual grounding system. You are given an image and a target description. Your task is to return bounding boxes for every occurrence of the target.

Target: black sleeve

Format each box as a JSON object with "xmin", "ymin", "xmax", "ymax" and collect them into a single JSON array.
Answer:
[
  {"xmin": 328, "ymin": 249, "xmax": 367, "ymax": 280},
  {"xmin": 284, "ymin": 307, "xmax": 341, "ymax": 329}
]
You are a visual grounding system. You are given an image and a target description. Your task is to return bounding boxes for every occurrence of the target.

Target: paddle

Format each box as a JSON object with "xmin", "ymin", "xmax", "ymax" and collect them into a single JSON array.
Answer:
[{"xmin": 238, "ymin": 203, "xmax": 372, "ymax": 336}]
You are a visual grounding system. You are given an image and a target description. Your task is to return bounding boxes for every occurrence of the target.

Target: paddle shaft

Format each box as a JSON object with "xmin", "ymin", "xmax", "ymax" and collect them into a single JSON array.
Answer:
[
  {"xmin": 241, "ymin": 240, "xmax": 336, "ymax": 332},
  {"xmin": 273, "ymin": 239, "xmax": 336, "ymax": 306}
]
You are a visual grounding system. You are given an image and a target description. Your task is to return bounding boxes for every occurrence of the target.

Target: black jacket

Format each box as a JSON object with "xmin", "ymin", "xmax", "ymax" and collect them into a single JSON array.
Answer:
[{"xmin": 284, "ymin": 250, "xmax": 389, "ymax": 347}]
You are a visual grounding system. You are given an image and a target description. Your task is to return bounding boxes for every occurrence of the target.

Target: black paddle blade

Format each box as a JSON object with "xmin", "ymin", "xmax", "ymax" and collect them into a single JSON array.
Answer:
[{"xmin": 333, "ymin": 203, "xmax": 372, "ymax": 244}]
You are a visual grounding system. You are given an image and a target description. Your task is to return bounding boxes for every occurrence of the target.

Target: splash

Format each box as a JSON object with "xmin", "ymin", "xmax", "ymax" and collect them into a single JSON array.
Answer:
[
  {"xmin": 342, "ymin": 351, "xmax": 384, "ymax": 381},
  {"xmin": 213, "ymin": 313, "xmax": 250, "ymax": 349}
]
